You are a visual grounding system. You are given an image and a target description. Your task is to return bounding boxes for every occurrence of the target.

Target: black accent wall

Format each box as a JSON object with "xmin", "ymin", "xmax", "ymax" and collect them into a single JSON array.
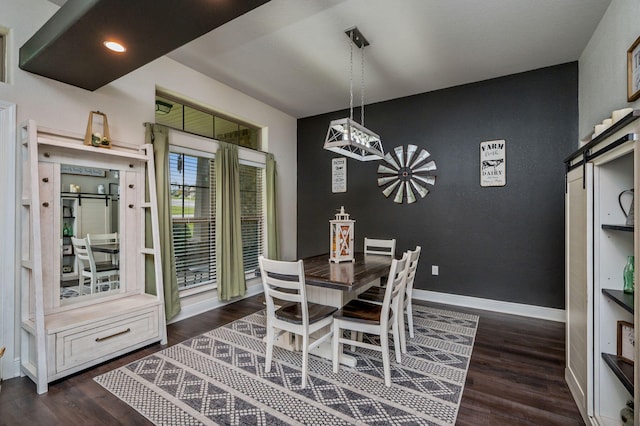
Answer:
[{"xmin": 297, "ymin": 62, "xmax": 577, "ymax": 309}]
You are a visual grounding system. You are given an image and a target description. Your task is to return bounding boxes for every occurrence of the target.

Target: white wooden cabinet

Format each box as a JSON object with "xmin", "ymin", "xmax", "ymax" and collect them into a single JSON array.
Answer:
[
  {"xmin": 565, "ymin": 110, "xmax": 640, "ymax": 424},
  {"xmin": 18, "ymin": 120, "xmax": 167, "ymax": 393}
]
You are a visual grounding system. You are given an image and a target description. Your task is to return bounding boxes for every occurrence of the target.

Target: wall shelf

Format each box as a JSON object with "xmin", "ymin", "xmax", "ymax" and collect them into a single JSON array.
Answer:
[
  {"xmin": 602, "ymin": 353, "xmax": 634, "ymax": 395},
  {"xmin": 602, "ymin": 288, "xmax": 634, "ymax": 314}
]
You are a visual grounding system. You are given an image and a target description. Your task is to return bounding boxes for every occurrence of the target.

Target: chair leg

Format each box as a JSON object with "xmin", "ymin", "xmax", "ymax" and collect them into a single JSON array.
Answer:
[
  {"xmin": 392, "ymin": 319, "xmax": 402, "ymax": 364},
  {"xmin": 380, "ymin": 332, "xmax": 391, "ymax": 387},
  {"xmin": 332, "ymin": 321, "xmax": 340, "ymax": 374},
  {"xmin": 265, "ymin": 326, "xmax": 274, "ymax": 373},
  {"xmin": 407, "ymin": 303, "xmax": 415, "ymax": 338},
  {"xmin": 399, "ymin": 311, "xmax": 407, "ymax": 355},
  {"xmin": 301, "ymin": 334, "xmax": 309, "ymax": 388}
]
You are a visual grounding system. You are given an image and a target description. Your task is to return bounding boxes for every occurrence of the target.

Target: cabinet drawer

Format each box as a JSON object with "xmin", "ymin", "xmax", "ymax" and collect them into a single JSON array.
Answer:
[{"xmin": 55, "ymin": 308, "xmax": 160, "ymax": 373}]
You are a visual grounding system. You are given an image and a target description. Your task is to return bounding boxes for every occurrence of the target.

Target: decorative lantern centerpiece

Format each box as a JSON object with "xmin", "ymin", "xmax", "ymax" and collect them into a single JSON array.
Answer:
[{"xmin": 330, "ymin": 206, "xmax": 355, "ymax": 263}]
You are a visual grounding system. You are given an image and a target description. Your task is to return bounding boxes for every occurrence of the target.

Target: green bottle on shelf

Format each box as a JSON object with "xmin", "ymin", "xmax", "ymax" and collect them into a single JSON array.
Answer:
[
  {"xmin": 63, "ymin": 222, "xmax": 70, "ymax": 237},
  {"xmin": 623, "ymin": 255, "xmax": 634, "ymax": 294}
]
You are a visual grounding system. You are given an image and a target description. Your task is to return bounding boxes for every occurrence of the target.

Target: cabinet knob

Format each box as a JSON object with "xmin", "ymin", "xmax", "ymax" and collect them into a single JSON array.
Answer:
[
  {"xmin": 42, "ymin": 177, "xmax": 49, "ymax": 183},
  {"xmin": 128, "ymin": 204, "xmax": 134, "ymax": 208},
  {"xmin": 43, "ymin": 152, "xmax": 50, "ymax": 158},
  {"xmin": 42, "ymin": 202, "xmax": 49, "ymax": 207},
  {"xmin": 128, "ymin": 184, "xmax": 134, "ymax": 189},
  {"xmin": 129, "ymin": 164, "xmax": 134, "ymax": 168}
]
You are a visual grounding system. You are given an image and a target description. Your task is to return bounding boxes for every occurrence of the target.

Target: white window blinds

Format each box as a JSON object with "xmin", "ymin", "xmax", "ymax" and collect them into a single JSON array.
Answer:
[
  {"xmin": 239, "ymin": 163, "xmax": 264, "ymax": 275},
  {"xmin": 170, "ymin": 152, "xmax": 216, "ymax": 289},
  {"xmin": 169, "ymin": 149, "xmax": 265, "ymax": 290}
]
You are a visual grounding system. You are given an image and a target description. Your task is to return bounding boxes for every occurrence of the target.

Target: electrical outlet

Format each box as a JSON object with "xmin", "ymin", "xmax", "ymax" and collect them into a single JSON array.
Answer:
[{"xmin": 432, "ymin": 265, "xmax": 439, "ymax": 275}]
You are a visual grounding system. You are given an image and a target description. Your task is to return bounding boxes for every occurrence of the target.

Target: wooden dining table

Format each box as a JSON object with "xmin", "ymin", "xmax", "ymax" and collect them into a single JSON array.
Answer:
[
  {"xmin": 90, "ymin": 243, "xmax": 120, "ymax": 265},
  {"xmin": 301, "ymin": 252, "xmax": 393, "ymax": 308}
]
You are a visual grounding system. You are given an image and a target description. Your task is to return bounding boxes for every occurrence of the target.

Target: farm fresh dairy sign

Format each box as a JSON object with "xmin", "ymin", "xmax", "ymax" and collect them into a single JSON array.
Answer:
[{"xmin": 480, "ymin": 140, "xmax": 506, "ymax": 187}]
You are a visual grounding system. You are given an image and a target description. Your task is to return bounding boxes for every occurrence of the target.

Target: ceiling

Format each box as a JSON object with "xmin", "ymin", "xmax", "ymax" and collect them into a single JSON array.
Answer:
[
  {"xmin": 43, "ymin": 0, "xmax": 611, "ymax": 118},
  {"xmin": 166, "ymin": 0, "xmax": 612, "ymax": 118}
]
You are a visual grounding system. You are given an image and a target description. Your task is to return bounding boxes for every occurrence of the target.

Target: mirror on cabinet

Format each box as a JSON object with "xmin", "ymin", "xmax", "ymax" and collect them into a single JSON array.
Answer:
[{"xmin": 59, "ymin": 165, "xmax": 121, "ymax": 301}]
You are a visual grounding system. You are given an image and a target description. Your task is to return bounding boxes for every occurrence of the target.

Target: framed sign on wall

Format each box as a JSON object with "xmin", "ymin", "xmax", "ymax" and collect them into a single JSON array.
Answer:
[
  {"xmin": 480, "ymin": 139, "xmax": 506, "ymax": 187},
  {"xmin": 332, "ymin": 157, "xmax": 347, "ymax": 193}
]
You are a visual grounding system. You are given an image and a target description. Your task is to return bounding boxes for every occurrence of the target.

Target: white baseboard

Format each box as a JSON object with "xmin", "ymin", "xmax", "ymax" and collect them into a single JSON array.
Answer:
[
  {"xmin": 168, "ymin": 284, "xmax": 263, "ymax": 325},
  {"xmin": 2, "ymin": 357, "xmax": 21, "ymax": 381},
  {"xmin": 413, "ymin": 290, "xmax": 566, "ymax": 322},
  {"xmin": 169, "ymin": 286, "xmax": 565, "ymax": 325},
  {"xmin": 13, "ymin": 357, "xmax": 20, "ymax": 379}
]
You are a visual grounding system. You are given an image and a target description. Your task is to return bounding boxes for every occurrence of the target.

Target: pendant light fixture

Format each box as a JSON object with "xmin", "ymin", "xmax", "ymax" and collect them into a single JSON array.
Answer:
[{"xmin": 324, "ymin": 27, "xmax": 384, "ymax": 161}]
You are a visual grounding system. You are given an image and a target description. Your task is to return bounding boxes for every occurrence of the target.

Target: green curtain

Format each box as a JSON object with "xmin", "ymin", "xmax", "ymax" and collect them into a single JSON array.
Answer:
[
  {"xmin": 145, "ymin": 124, "xmax": 181, "ymax": 320},
  {"xmin": 215, "ymin": 142, "xmax": 246, "ymax": 300},
  {"xmin": 265, "ymin": 153, "xmax": 279, "ymax": 260}
]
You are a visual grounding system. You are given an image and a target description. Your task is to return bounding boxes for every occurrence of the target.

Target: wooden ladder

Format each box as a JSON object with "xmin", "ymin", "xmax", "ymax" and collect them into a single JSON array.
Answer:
[{"xmin": 18, "ymin": 119, "xmax": 48, "ymax": 394}]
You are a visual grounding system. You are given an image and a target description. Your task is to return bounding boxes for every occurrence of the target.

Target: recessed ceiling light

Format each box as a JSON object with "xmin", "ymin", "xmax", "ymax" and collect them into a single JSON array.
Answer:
[{"xmin": 103, "ymin": 41, "xmax": 126, "ymax": 53}]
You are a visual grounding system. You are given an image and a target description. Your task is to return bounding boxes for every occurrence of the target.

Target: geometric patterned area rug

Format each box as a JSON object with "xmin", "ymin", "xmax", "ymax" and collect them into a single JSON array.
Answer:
[{"xmin": 95, "ymin": 305, "xmax": 478, "ymax": 425}]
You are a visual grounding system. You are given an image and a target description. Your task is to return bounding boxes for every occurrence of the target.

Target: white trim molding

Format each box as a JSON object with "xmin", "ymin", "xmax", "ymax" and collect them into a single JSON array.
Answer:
[
  {"xmin": 413, "ymin": 289, "xmax": 565, "ymax": 323},
  {"xmin": 0, "ymin": 100, "xmax": 17, "ymax": 380}
]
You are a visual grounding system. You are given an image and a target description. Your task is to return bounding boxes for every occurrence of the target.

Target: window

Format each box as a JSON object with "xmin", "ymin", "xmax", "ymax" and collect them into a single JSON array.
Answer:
[
  {"xmin": 170, "ymin": 151, "xmax": 215, "ymax": 289},
  {"xmin": 169, "ymin": 149, "xmax": 265, "ymax": 290},
  {"xmin": 239, "ymin": 164, "xmax": 264, "ymax": 273},
  {"xmin": 155, "ymin": 94, "xmax": 260, "ymax": 150}
]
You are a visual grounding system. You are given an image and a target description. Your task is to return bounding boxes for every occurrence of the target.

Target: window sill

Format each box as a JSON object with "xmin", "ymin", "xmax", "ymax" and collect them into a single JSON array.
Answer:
[
  {"xmin": 179, "ymin": 282, "xmax": 216, "ymax": 299},
  {"xmin": 178, "ymin": 276, "xmax": 260, "ymax": 299}
]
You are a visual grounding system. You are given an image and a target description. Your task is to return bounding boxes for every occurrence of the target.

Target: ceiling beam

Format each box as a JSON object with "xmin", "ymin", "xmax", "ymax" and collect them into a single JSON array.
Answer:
[{"xmin": 19, "ymin": 0, "xmax": 270, "ymax": 91}]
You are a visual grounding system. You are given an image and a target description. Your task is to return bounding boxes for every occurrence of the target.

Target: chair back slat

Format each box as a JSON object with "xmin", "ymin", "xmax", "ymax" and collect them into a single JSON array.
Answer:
[
  {"xmin": 263, "ymin": 273, "xmax": 305, "ymax": 291},
  {"xmin": 269, "ymin": 288, "xmax": 303, "ymax": 304},
  {"xmin": 364, "ymin": 237, "xmax": 396, "ymax": 257}
]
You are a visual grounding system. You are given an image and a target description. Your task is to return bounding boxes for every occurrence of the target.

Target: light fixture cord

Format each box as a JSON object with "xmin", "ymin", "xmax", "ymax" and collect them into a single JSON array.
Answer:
[
  {"xmin": 349, "ymin": 31, "xmax": 354, "ymax": 122},
  {"xmin": 361, "ymin": 42, "xmax": 365, "ymax": 126}
]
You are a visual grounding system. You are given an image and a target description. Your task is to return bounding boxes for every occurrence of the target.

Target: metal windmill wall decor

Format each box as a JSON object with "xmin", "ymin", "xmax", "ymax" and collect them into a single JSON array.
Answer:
[{"xmin": 377, "ymin": 144, "xmax": 436, "ymax": 204}]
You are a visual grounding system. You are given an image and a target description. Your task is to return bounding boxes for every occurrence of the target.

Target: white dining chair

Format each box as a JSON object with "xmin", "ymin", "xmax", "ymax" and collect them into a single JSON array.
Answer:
[
  {"xmin": 358, "ymin": 246, "xmax": 421, "ymax": 353},
  {"xmin": 258, "ymin": 256, "xmax": 337, "ymax": 389},
  {"xmin": 71, "ymin": 237, "xmax": 119, "ymax": 294},
  {"xmin": 364, "ymin": 237, "xmax": 396, "ymax": 288},
  {"xmin": 364, "ymin": 237, "xmax": 396, "ymax": 257},
  {"xmin": 332, "ymin": 252, "xmax": 409, "ymax": 387},
  {"xmin": 86, "ymin": 232, "xmax": 119, "ymax": 265}
]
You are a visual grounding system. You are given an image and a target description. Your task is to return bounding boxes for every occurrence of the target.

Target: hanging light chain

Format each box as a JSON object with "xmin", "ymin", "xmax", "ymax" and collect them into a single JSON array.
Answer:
[
  {"xmin": 349, "ymin": 31, "xmax": 354, "ymax": 122},
  {"xmin": 361, "ymin": 42, "xmax": 365, "ymax": 126}
]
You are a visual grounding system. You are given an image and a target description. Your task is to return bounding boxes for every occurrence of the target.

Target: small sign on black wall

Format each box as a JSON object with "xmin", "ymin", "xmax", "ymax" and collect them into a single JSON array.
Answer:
[{"xmin": 480, "ymin": 139, "xmax": 506, "ymax": 187}]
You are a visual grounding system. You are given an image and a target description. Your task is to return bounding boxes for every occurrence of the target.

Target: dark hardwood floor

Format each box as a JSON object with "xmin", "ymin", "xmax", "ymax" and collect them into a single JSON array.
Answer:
[{"xmin": 0, "ymin": 295, "xmax": 584, "ymax": 425}]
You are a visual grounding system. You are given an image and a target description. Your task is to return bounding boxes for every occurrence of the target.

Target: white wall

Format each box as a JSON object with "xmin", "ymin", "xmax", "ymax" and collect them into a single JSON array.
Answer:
[
  {"xmin": 579, "ymin": 0, "xmax": 640, "ymax": 139},
  {"xmin": 0, "ymin": 0, "xmax": 297, "ymax": 378}
]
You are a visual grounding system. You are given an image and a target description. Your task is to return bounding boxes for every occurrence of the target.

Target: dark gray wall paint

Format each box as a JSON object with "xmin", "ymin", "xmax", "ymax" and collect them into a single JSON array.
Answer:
[{"xmin": 296, "ymin": 63, "xmax": 577, "ymax": 309}]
